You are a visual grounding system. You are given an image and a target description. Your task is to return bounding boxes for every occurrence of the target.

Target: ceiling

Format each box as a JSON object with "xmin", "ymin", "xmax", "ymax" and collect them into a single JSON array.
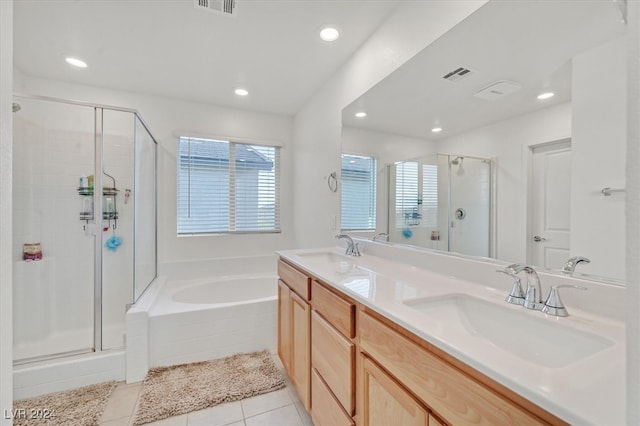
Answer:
[
  {"xmin": 13, "ymin": 0, "xmax": 400, "ymax": 116},
  {"xmin": 342, "ymin": 0, "xmax": 627, "ymax": 140}
]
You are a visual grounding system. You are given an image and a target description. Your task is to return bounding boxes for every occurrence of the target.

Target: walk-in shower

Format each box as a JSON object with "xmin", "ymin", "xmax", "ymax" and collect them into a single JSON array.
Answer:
[
  {"xmin": 388, "ymin": 153, "xmax": 493, "ymax": 257},
  {"xmin": 12, "ymin": 94, "xmax": 157, "ymax": 365}
]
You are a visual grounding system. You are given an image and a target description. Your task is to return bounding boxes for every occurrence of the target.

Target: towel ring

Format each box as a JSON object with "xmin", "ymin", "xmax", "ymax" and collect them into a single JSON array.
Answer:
[{"xmin": 328, "ymin": 172, "xmax": 338, "ymax": 192}]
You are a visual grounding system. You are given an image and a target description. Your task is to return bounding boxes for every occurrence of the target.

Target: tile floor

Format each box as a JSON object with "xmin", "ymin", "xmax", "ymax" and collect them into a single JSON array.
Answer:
[{"xmin": 98, "ymin": 356, "xmax": 313, "ymax": 426}]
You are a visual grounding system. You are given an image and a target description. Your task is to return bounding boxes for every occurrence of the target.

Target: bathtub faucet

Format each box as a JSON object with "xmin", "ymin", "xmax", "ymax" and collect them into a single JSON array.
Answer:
[{"xmin": 335, "ymin": 234, "xmax": 361, "ymax": 257}]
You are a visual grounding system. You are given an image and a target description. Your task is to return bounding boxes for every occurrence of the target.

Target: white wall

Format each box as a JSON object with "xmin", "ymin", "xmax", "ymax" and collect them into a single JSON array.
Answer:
[
  {"xmin": 14, "ymin": 73, "xmax": 296, "ymax": 268},
  {"xmin": 626, "ymin": 2, "xmax": 640, "ymax": 423},
  {"xmin": 0, "ymin": 0, "xmax": 13, "ymax": 422},
  {"xmin": 436, "ymin": 102, "xmax": 572, "ymax": 264},
  {"xmin": 341, "ymin": 126, "xmax": 436, "ymax": 235},
  {"xmin": 292, "ymin": 1, "xmax": 487, "ymax": 248},
  {"xmin": 571, "ymin": 36, "xmax": 626, "ymax": 279}
]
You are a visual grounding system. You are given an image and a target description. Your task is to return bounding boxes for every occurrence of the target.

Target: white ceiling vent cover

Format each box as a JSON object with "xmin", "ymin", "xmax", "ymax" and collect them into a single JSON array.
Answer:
[
  {"xmin": 474, "ymin": 80, "xmax": 522, "ymax": 101},
  {"xmin": 194, "ymin": 0, "xmax": 235, "ymax": 15},
  {"xmin": 442, "ymin": 67, "xmax": 475, "ymax": 82}
]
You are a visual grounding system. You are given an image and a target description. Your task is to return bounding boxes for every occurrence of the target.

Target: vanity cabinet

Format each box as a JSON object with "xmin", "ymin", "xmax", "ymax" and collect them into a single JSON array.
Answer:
[
  {"xmin": 277, "ymin": 260, "xmax": 311, "ymax": 410},
  {"xmin": 276, "ymin": 257, "xmax": 567, "ymax": 426},
  {"xmin": 310, "ymin": 280, "xmax": 356, "ymax": 424}
]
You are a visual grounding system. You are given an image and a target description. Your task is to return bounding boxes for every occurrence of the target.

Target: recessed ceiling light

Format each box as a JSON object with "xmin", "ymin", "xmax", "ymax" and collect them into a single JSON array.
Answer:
[
  {"xmin": 320, "ymin": 27, "xmax": 340, "ymax": 42},
  {"xmin": 355, "ymin": 111, "xmax": 367, "ymax": 118},
  {"xmin": 431, "ymin": 127, "xmax": 443, "ymax": 133},
  {"xmin": 537, "ymin": 92, "xmax": 555, "ymax": 100},
  {"xmin": 234, "ymin": 88, "xmax": 249, "ymax": 97},
  {"xmin": 65, "ymin": 57, "xmax": 87, "ymax": 68}
]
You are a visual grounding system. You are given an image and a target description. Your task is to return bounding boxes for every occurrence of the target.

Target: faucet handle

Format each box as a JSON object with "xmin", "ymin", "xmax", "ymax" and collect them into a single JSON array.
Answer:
[
  {"xmin": 541, "ymin": 284, "xmax": 587, "ymax": 317},
  {"xmin": 562, "ymin": 256, "xmax": 591, "ymax": 274},
  {"xmin": 497, "ymin": 270, "xmax": 524, "ymax": 305}
]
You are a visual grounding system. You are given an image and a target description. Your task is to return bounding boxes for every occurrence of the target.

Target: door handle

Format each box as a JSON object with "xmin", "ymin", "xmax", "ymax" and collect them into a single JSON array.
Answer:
[{"xmin": 533, "ymin": 235, "xmax": 547, "ymax": 242}]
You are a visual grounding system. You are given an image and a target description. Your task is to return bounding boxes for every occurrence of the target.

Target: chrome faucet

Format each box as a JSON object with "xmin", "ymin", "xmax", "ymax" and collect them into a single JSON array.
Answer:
[
  {"xmin": 335, "ymin": 234, "xmax": 361, "ymax": 257},
  {"xmin": 503, "ymin": 263, "xmax": 543, "ymax": 310},
  {"xmin": 372, "ymin": 232, "xmax": 389, "ymax": 242},
  {"xmin": 496, "ymin": 268, "xmax": 524, "ymax": 306},
  {"xmin": 541, "ymin": 284, "xmax": 587, "ymax": 317},
  {"xmin": 562, "ymin": 256, "xmax": 591, "ymax": 274}
]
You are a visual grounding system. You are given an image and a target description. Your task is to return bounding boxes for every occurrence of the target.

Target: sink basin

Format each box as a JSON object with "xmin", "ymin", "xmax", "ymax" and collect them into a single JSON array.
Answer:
[
  {"xmin": 297, "ymin": 251, "xmax": 351, "ymax": 263},
  {"xmin": 403, "ymin": 294, "xmax": 614, "ymax": 368}
]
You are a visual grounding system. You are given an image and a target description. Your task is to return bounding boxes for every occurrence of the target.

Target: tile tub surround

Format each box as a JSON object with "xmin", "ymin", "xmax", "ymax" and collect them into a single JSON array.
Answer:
[{"xmin": 277, "ymin": 243, "xmax": 625, "ymax": 425}]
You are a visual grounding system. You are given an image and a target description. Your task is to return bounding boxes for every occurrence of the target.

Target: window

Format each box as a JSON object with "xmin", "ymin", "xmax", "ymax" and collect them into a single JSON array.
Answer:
[
  {"xmin": 178, "ymin": 137, "xmax": 280, "ymax": 234},
  {"xmin": 394, "ymin": 161, "xmax": 438, "ymax": 228},
  {"xmin": 341, "ymin": 154, "xmax": 377, "ymax": 231}
]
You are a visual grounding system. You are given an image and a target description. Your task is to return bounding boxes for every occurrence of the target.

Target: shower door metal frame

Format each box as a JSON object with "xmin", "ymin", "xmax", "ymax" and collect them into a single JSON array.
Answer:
[{"xmin": 12, "ymin": 93, "xmax": 158, "ymax": 362}]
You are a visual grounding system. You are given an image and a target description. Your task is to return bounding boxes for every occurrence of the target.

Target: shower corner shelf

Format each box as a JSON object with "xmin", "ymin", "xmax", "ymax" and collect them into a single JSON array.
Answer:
[
  {"xmin": 78, "ymin": 187, "xmax": 119, "ymax": 225},
  {"xmin": 77, "ymin": 187, "xmax": 119, "ymax": 196}
]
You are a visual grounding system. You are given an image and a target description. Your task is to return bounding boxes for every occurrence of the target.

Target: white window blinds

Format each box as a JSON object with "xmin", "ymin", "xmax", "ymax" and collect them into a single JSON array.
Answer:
[
  {"xmin": 178, "ymin": 137, "xmax": 280, "ymax": 234},
  {"xmin": 395, "ymin": 161, "xmax": 438, "ymax": 228},
  {"xmin": 341, "ymin": 154, "xmax": 377, "ymax": 231}
]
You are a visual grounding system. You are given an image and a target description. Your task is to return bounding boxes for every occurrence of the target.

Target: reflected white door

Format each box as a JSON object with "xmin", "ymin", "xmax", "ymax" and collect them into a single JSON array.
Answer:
[{"xmin": 528, "ymin": 140, "xmax": 571, "ymax": 269}]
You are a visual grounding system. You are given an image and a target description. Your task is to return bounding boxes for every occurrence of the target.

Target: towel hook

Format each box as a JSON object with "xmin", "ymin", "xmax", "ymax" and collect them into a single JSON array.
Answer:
[{"xmin": 327, "ymin": 172, "xmax": 338, "ymax": 192}]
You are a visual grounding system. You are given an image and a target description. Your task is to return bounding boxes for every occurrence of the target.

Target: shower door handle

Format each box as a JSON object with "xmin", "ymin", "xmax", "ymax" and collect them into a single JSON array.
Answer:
[{"xmin": 533, "ymin": 235, "xmax": 547, "ymax": 242}]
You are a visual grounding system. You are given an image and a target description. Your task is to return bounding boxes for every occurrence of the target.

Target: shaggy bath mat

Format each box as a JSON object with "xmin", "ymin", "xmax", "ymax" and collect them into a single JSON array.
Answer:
[
  {"xmin": 132, "ymin": 350, "xmax": 286, "ymax": 425},
  {"xmin": 12, "ymin": 381, "xmax": 117, "ymax": 426}
]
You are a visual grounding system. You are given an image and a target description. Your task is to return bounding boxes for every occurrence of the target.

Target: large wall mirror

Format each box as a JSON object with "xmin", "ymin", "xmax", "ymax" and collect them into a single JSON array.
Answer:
[{"xmin": 341, "ymin": 0, "xmax": 627, "ymax": 282}]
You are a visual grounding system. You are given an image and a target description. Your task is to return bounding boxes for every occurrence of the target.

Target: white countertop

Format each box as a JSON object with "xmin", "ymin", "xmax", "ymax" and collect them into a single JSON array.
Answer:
[{"xmin": 277, "ymin": 246, "xmax": 625, "ymax": 425}]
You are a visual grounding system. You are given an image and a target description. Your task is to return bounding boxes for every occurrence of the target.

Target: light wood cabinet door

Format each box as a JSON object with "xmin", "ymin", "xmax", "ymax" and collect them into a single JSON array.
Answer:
[
  {"xmin": 362, "ymin": 355, "xmax": 428, "ymax": 426},
  {"xmin": 311, "ymin": 368, "xmax": 354, "ymax": 426},
  {"xmin": 277, "ymin": 280, "xmax": 291, "ymax": 373},
  {"xmin": 311, "ymin": 310, "xmax": 355, "ymax": 415},
  {"xmin": 428, "ymin": 414, "xmax": 445, "ymax": 426},
  {"xmin": 291, "ymin": 290, "xmax": 311, "ymax": 411}
]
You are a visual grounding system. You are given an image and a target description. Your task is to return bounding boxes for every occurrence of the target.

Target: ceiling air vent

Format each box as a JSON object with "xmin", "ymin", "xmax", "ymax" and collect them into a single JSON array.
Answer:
[
  {"xmin": 442, "ymin": 67, "xmax": 475, "ymax": 83},
  {"xmin": 473, "ymin": 80, "xmax": 522, "ymax": 101},
  {"xmin": 194, "ymin": 0, "xmax": 236, "ymax": 15}
]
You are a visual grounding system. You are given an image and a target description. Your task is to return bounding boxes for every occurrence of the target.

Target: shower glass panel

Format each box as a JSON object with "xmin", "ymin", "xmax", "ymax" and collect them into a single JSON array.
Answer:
[
  {"xmin": 12, "ymin": 94, "xmax": 158, "ymax": 363},
  {"xmin": 12, "ymin": 98, "xmax": 95, "ymax": 362},
  {"xmin": 388, "ymin": 154, "xmax": 492, "ymax": 257},
  {"xmin": 102, "ymin": 109, "xmax": 135, "ymax": 350},
  {"xmin": 134, "ymin": 117, "xmax": 157, "ymax": 301}
]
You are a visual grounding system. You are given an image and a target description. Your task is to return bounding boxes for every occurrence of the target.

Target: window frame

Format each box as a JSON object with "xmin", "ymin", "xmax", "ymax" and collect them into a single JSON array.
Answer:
[
  {"xmin": 177, "ymin": 136, "xmax": 281, "ymax": 236},
  {"xmin": 340, "ymin": 153, "xmax": 377, "ymax": 232}
]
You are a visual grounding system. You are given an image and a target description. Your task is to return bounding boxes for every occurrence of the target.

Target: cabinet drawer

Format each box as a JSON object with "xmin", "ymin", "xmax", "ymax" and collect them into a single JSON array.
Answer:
[
  {"xmin": 311, "ymin": 310, "xmax": 355, "ymax": 415},
  {"xmin": 359, "ymin": 311, "xmax": 544, "ymax": 425},
  {"xmin": 312, "ymin": 280, "xmax": 355, "ymax": 338},
  {"xmin": 311, "ymin": 368, "xmax": 354, "ymax": 426},
  {"xmin": 278, "ymin": 259, "xmax": 310, "ymax": 300}
]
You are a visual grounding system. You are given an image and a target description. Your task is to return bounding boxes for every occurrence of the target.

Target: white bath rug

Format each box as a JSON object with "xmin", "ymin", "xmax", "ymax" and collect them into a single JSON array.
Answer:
[
  {"xmin": 132, "ymin": 350, "xmax": 285, "ymax": 425},
  {"xmin": 12, "ymin": 381, "xmax": 117, "ymax": 426}
]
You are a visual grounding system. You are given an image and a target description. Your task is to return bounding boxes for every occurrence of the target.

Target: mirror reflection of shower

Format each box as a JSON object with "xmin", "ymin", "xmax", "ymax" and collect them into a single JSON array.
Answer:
[
  {"xmin": 451, "ymin": 156, "xmax": 464, "ymax": 176},
  {"xmin": 388, "ymin": 153, "xmax": 493, "ymax": 257}
]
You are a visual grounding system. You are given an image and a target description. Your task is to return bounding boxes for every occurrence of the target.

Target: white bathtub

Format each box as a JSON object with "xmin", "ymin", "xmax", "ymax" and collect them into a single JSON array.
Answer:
[
  {"xmin": 146, "ymin": 272, "xmax": 278, "ymax": 368},
  {"xmin": 170, "ymin": 276, "xmax": 276, "ymax": 306}
]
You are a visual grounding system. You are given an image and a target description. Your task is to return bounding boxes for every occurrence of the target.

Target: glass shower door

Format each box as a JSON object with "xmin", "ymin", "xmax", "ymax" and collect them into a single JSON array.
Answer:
[
  {"xmin": 12, "ymin": 97, "xmax": 95, "ymax": 362},
  {"xmin": 448, "ymin": 156, "xmax": 491, "ymax": 257}
]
